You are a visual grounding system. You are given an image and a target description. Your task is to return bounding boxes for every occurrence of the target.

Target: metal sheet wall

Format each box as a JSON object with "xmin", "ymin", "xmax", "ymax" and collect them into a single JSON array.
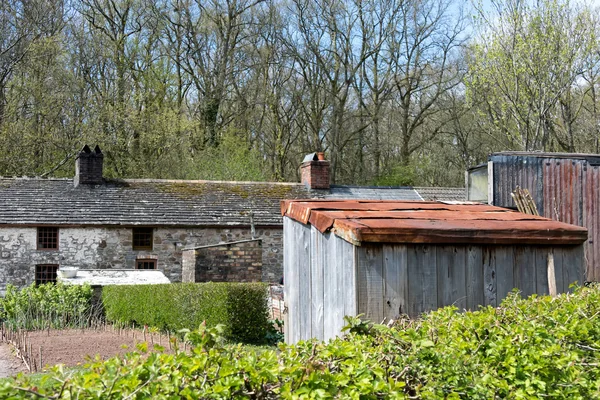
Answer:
[
  {"xmin": 491, "ymin": 155, "xmax": 545, "ymax": 215},
  {"xmin": 490, "ymin": 154, "xmax": 600, "ymax": 281},
  {"xmin": 582, "ymin": 165, "xmax": 600, "ymax": 281}
]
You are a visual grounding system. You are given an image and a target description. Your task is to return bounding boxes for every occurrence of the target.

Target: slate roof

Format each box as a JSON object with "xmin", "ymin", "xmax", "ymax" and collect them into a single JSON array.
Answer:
[
  {"xmin": 327, "ymin": 185, "xmax": 422, "ymax": 201},
  {"xmin": 0, "ymin": 178, "xmax": 427, "ymax": 227},
  {"xmin": 414, "ymin": 187, "xmax": 466, "ymax": 202}
]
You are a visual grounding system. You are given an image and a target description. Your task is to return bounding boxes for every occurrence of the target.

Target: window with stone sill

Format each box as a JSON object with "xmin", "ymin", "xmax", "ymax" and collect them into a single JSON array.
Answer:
[
  {"xmin": 136, "ymin": 259, "xmax": 157, "ymax": 270},
  {"xmin": 37, "ymin": 227, "xmax": 59, "ymax": 250},
  {"xmin": 35, "ymin": 264, "xmax": 58, "ymax": 284},
  {"xmin": 132, "ymin": 227, "xmax": 153, "ymax": 250}
]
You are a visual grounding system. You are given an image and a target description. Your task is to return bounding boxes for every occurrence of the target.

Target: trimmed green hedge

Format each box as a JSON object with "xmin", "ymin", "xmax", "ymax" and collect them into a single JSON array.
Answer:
[{"xmin": 101, "ymin": 282, "xmax": 271, "ymax": 343}]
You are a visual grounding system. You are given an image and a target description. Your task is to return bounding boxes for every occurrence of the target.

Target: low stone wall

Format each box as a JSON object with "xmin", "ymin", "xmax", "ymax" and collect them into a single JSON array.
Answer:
[{"xmin": 182, "ymin": 239, "xmax": 262, "ymax": 283}]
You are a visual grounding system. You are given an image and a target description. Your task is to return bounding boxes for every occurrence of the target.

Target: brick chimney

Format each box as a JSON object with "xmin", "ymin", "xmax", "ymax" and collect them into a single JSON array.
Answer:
[
  {"xmin": 301, "ymin": 152, "xmax": 330, "ymax": 190},
  {"xmin": 75, "ymin": 145, "xmax": 104, "ymax": 187}
]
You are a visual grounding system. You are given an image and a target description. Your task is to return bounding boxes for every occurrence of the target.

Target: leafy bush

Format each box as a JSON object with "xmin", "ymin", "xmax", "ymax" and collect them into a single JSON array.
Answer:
[
  {"xmin": 101, "ymin": 282, "xmax": 271, "ymax": 344},
  {"xmin": 5, "ymin": 286, "xmax": 600, "ymax": 398},
  {"xmin": 0, "ymin": 283, "xmax": 94, "ymax": 330}
]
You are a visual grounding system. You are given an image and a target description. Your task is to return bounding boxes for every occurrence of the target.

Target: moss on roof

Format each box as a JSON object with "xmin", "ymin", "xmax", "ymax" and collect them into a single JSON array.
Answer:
[{"xmin": 154, "ymin": 181, "xmax": 296, "ymax": 200}]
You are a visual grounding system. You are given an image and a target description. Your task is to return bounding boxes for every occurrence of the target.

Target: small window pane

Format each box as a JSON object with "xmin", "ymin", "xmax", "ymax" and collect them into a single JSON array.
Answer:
[
  {"xmin": 136, "ymin": 259, "xmax": 156, "ymax": 270},
  {"xmin": 35, "ymin": 264, "xmax": 58, "ymax": 284},
  {"xmin": 37, "ymin": 227, "xmax": 59, "ymax": 250},
  {"xmin": 133, "ymin": 228, "xmax": 153, "ymax": 250}
]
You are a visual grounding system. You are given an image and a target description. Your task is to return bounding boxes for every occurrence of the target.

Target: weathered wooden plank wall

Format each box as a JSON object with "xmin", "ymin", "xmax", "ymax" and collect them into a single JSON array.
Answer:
[
  {"xmin": 466, "ymin": 246, "xmax": 483, "ymax": 310},
  {"xmin": 286, "ymin": 217, "xmax": 585, "ymax": 343},
  {"xmin": 357, "ymin": 246, "xmax": 384, "ymax": 323},
  {"xmin": 341, "ymin": 239, "xmax": 357, "ymax": 318},
  {"xmin": 355, "ymin": 244, "xmax": 585, "ymax": 319},
  {"xmin": 285, "ymin": 218, "xmax": 357, "ymax": 343},
  {"xmin": 323, "ymin": 231, "xmax": 336, "ymax": 340},
  {"xmin": 383, "ymin": 245, "xmax": 408, "ymax": 319},
  {"xmin": 407, "ymin": 245, "xmax": 437, "ymax": 317},
  {"xmin": 322, "ymin": 230, "xmax": 356, "ymax": 341},
  {"xmin": 284, "ymin": 218, "xmax": 313, "ymax": 343},
  {"xmin": 310, "ymin": 226, "xmax": 324, "ymax": 340},
  {"xmin": 283, "ymin": 217, "xmax": 297, "ymax": 344}
]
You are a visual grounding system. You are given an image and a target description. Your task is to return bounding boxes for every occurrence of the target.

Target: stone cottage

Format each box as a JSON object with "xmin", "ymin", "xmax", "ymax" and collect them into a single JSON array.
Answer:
[{"xmin": 0, "ymin": 145, "xmax": 464, "ymax": 292}]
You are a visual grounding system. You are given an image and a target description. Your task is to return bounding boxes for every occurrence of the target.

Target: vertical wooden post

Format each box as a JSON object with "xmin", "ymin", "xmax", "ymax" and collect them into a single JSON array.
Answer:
[{"xmin": 548, "ymin": 251, "xmax": 557, "ymax": 296}]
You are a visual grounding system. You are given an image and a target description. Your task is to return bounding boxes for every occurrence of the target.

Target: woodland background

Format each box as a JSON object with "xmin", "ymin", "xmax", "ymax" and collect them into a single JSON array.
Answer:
[{"xmin": 0, "ymin": 0, "xmax": 599, "ymax": 186}]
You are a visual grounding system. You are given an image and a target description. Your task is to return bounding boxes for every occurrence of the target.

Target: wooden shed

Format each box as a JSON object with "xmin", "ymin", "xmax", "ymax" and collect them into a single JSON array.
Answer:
[
  {"xmin": 467, "ymin": 152, "xmax": 600, "ymax": 282},
  {"xmin": 282, "ymin": 200, "xmax": 588, "ymax": 344}
]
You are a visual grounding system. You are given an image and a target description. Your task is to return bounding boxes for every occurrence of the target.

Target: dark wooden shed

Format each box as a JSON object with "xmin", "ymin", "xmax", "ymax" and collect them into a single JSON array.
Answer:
[
  {"xmin": 282, "ymin": 200, "xmax": 588, "ymax": 343},
  {"xmin": 467, "ymin": 152, "xmax": 600, "ymax": 281}
]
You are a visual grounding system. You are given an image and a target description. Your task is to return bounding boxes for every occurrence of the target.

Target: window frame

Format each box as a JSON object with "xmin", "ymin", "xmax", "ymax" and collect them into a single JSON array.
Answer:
[
  {"xmin": 135, "ymin": 258, "xmax": 157, "ymax": 270},
  {"xmin": 132, "ymin": 227, "xmax": 154, "ymax": 250},
  {"xmin": 37, "ymin": 227, "xmax": 59, "ymax": 250},
  {"xmin": 35, "ymin": 264, "xmax": 59, "ymax": 285}
]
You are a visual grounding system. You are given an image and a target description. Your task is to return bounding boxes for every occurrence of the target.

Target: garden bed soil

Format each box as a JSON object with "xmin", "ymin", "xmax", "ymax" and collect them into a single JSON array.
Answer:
[{"xmin": 18, "ymin": 328, "xmax": 176, "ymax": 371}]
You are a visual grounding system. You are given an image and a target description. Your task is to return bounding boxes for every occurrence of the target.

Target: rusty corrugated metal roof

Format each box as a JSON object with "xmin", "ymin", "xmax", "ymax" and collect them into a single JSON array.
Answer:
[{"xmin": 281, "ymin": 200, "xmax": 588, "ymax": 246}]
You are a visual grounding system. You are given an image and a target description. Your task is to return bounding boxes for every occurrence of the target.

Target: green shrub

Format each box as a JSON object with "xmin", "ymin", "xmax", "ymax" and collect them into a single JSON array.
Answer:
[
  {"xmin": 0, "ymin": 283, "xmax": 94, "ymax": 330},
  {"xmin": 101, "ymin": 282, "xmax": 271, "ymax": 344},
  {"xmin": 6, "ymin": 286, "xmax": 600, "ymax": 398}
]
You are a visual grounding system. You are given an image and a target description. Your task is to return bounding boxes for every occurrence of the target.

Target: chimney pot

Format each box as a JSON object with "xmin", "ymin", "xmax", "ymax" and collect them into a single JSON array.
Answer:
[{"xmin": 75, "ymin": 144, "xmax": 104, "ymax": 187}]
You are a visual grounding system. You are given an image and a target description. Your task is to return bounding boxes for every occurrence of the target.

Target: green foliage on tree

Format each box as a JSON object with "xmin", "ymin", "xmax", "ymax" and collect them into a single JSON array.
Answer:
[
  {"xmin": 0, "ymin": 0, "xmax": 599, "ymax": 185},
  {"xmin": 468, "ymin": 0, "xmax": 598, "ymax": 151}
]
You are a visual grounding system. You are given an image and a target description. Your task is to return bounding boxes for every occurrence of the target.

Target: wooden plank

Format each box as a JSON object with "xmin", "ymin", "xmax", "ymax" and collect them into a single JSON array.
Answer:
[
  {"xmin": 513, "ymin": 247, "xmax": 535, "ymax": 298},
  {"xmin": 483, "ymin": 247, "xmax": 497, "ymax": 307},
  {"xmin": 547, "ymin": 251, "xmax": 557, "ymax": 296},
  {"xmin": 332, "ymin": 234, "xmax": 346, "ymax": 337},
  {"xmin": 562, "ymin": 245, "xmax": 584, "ymax": 292},
  {"xmin": 297, "ymin": 222, "xmax": 312, "ymax": 341},
  {"xmin": 333, "ymin": 218, "xmax": 588, "ymax": 246},
  {"xmin": 436, "ymin": 246, "xmax": 467, "ymax": 310},
  {"xmin": 466, "ymin": 246, "xmax": 484, "ymax": 311},
  {"xmin": 383, "ymin": 245, "xmax": 408, "ymax": 320},
  {"xmin": 356, "ymin": 245, "xmax": 384, "ymax": 324},
  {"xmin": 552, "ymin": 248, "xmax": 565, "ymax": 294},
  {"xmin": 323, "ymin": 232, "xmax": 336, "ymax": 341},
  {"xmin": 534, "ymin": 248, "xmax": 550, "ymax": 295},
  {"xmin": 356, "ymin": 245, "xmax": 368, "ymax": 320},
  {"xmin": 407, "ymin": 245, "xmax": 437, "ymax": 317},
  {"xmin": 341, "ymin": 238, "xmax": 357, "ymax": 319},
  {"xmin": 495, "ymin": 246, "xmax": 515, "ymax": 305},
  {"xmin": 283, "ymin": 218, "xmax": 297, "ymax": 344},
  {"xmin": 488, "ymin": 160, "xmax": 494, "ymax": 205},
  {"xmin": 310, "ymin": 226, "xmax": 324, "ymax": 341}
]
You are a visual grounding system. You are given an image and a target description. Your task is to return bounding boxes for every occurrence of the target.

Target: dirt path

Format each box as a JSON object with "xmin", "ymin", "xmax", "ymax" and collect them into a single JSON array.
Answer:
[{"xmin": 0, "ymin": 343, "xmax": 26, "ymax": 378}]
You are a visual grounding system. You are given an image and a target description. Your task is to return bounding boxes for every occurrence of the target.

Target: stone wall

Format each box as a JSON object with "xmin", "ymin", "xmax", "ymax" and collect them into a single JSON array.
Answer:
[
  {"xmin": 0, "ymin": 226, "xmax": 283, "ymax": 293},
  {"xmin": 182, "ymin": 239, "xmax": 262, "ymax": 283}
]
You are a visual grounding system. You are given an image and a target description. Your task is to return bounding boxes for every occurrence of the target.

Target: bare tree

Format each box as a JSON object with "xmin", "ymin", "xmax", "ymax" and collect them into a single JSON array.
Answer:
[
  {"xmin": 163, "ymin": 0, "xmax": 264, "ymax": 148},
  {"xmin": 388, "ymin": 0, "xmax": 467, "ymax": 166}
]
